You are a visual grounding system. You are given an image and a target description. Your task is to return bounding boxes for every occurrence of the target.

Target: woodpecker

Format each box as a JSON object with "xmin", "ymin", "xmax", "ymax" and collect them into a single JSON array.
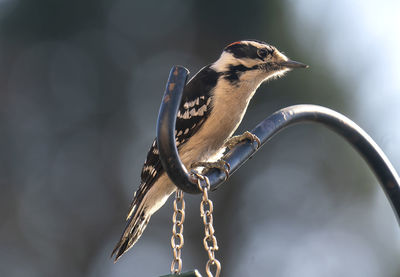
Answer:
[{"xmin": 112, "ymin": 40, "xmax": 307, "ymax": 261}]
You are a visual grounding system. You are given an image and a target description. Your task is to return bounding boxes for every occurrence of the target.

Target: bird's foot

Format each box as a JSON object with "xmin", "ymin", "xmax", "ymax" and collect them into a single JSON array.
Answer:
[
  {"xmin": 191, "ymin": 159, "xmax": 230, "ymax": 179},
  {"xmin": 225, "ymin": 131, "xmax": 261, "ymax": 150}
]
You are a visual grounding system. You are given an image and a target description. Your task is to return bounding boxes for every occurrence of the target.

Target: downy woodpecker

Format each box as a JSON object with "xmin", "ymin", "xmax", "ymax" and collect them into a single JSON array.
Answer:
[{"xmin": 112, "ymin": 40, "xmax": 308, "ymax": 261}]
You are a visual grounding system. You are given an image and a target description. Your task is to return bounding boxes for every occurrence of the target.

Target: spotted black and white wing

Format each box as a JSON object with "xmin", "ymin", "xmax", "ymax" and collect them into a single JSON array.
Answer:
[
  {"xmin": 128, "ymin": 64, "xmax": 219, "ymax": 218},
  {"xmin": 112, "ymin": 65, "xmax": 220, "ymax": 260},
  {"xmin": 174, "ymin": 65, "xmax": 219, "ymax": 145}
]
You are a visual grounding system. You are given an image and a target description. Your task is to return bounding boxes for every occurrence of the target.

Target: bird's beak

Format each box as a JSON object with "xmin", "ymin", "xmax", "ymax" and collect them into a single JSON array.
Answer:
[{"xmin": 279, "ymin": 59, "xmax": 309, "ymax": 69}]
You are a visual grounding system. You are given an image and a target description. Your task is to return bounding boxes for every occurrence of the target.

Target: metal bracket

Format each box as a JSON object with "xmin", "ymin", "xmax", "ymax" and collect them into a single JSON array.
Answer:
[{"xmin": 156, "ymin": 65, "xmax": 400, "ymax": 223}]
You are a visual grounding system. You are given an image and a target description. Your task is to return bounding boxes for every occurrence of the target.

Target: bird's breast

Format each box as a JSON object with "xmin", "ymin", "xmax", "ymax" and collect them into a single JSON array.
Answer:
[{"xmin": 178, "ymin": 84, "xmax": 255, "ymax": 166}]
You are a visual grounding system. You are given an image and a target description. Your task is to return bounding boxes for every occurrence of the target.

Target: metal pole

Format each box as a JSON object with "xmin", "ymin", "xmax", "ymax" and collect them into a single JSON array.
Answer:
[{"xmin": 156, "ymin": 65, "xmax": 400, "ymax": 223}]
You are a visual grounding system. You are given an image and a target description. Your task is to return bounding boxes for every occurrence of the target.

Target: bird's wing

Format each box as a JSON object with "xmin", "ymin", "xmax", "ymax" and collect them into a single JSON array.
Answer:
[
  {"xmin": 126, "ymin": 64, "xmax": 220, "ymax": 218},
  {"xmin": 112, "ymin": 65, "xmax": 220, "ymax": 260},
  {"xmin": 173, "ymin": 65, "xmax": 219, "ymax": 145},
  {"xmin": 124, "ymin": 139, "xmax": 163, "ymax": 221}
]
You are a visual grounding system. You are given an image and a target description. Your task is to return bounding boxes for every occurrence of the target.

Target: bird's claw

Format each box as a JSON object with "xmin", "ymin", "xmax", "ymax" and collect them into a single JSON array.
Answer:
[
  {"xmin": 191, "ymin": 159, "xmax": 230, "ymax": 180},
  {"xmin": 225, "ymin": 131, "xmax": 261, "ymax": 150}
]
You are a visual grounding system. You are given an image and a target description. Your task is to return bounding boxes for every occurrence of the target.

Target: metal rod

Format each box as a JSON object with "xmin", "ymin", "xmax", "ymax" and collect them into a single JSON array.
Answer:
[
  {"xmin": 156, "ymin": 66, "xmax": 400, "ymax": 223},
  {"xmin": 156, "ymin": 66, "xmax": 200, "ymax": 193}
]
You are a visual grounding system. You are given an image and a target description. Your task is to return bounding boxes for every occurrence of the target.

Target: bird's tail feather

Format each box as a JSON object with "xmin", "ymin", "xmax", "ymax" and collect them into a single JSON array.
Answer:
[{"xmin": 111, "ymin": 204, "xmax": 151, "ymax": 262}]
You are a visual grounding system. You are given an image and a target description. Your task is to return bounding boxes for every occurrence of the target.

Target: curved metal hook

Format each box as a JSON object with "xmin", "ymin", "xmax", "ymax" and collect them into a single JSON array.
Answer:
[
  {"xmin": 156, "ymin": 66, "xmax": 200, "ymax": 193},
  {"xmin": 157, "ymin": 66, "xmax": 400, "ymax": 223}
]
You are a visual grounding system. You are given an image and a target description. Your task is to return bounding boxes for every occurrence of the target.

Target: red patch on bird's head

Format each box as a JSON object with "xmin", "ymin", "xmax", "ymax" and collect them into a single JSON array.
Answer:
[{"xmin": 226, "ymin": 41, "xmax": 243, "ymax": 48}]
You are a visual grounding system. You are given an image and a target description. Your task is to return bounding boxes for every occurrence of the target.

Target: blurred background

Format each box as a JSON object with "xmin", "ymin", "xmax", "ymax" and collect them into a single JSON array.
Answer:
[{"xmin": 0, "ymin": 0, "xmax": 399, "ymax": 276}]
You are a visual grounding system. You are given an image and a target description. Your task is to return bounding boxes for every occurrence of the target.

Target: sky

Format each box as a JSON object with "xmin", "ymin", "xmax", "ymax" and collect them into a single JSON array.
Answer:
[{"xmin": 289, "ymin": 0, "xmax": 400, "ymax": 149}]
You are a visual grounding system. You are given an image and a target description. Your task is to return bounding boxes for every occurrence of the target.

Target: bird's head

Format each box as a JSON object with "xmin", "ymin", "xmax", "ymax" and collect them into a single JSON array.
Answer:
[{"xmin": 211, "ymin": 40, "xmax": 308, "ymax": 85}]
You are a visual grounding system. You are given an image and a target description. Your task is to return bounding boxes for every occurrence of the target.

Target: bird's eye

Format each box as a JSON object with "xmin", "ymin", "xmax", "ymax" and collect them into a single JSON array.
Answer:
[{"xmin": 257, "ymin": 49, "xmax": 268, "ymax": 60}]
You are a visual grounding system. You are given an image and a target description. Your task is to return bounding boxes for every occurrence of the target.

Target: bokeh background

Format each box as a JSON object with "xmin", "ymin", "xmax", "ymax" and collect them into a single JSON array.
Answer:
[{"xmin": 1, "ymin": 0, "xmax": 399, "ymax": 276}]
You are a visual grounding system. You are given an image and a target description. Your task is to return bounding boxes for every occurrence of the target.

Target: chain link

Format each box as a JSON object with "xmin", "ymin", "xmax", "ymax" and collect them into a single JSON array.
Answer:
[
  {"xmin": 193, "ymin": 172, "xmax": 221, "ymax": 277},
  {"xmin": 170, "ymin": 190, "xmax": 185, "ymax": 274}
]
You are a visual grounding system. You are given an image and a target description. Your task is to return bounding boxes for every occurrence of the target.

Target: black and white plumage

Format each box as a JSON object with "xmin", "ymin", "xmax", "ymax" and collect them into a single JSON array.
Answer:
[{"xmin": 112, "ymin": 40, "xmax": 307, "ymax": 261}]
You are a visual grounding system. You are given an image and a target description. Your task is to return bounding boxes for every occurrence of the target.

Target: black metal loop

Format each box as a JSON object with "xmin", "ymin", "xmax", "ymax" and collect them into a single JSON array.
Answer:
[
  {"xmin": 156, "ymin": 66, "xmax": 200, "ymax": 193},
  {"xmin": 156, "ymin": 65, "xmax": 400, "ymax": 223}
]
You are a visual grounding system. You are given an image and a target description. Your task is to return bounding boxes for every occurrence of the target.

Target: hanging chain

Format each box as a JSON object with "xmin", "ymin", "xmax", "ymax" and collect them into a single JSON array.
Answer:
[
  {"xmin": 193, "ymin": 172, "xmax": 221, "ymax": 277},
  {"xmin": 170, "ymin": 189, "xmax": 185, "ymax": 274}
]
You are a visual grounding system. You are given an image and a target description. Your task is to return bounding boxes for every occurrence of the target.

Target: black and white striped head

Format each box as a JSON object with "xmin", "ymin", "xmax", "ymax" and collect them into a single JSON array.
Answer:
[{"xmin": 211, "ymin": 40, "xmax": 307, "ymax": 84}]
